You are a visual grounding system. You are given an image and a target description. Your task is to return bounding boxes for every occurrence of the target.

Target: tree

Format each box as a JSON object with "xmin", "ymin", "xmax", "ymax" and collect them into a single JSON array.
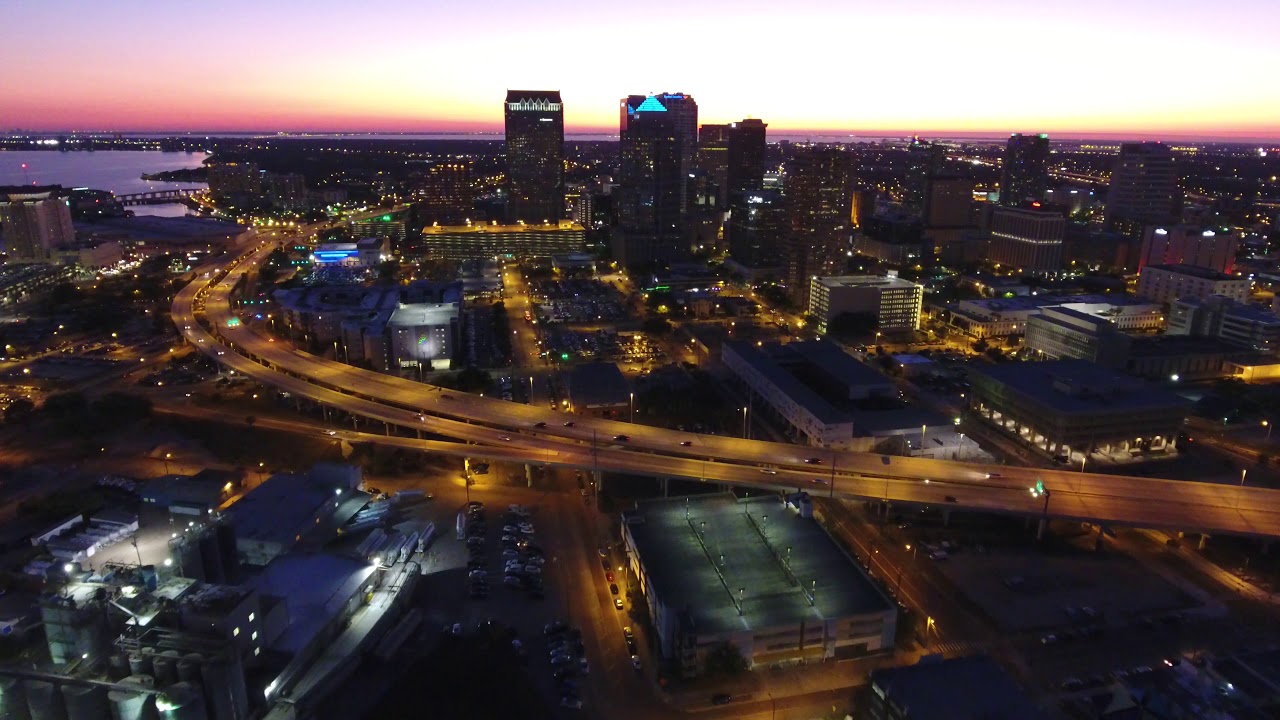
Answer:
[
  {"xmin": 4, "ymin": 398, "xmax": 34, "ymax": 425},
  {"xmin": 826, "ymin": 312, "xmax": 878, "ymax": 338},
  {"xmin": 641, "ymin": 317, "xmax": 672, "ymax": 336},
  {"xmin": 973, "ymin": 337, "xmax": 989, "ymax": 354},
  {"xmin": 91, "ymin": 392, "xmax": 152, "ymax": 422},
  {"xmin": 42, "ymin": 392, "xmax": 88, "ymax": 416}
]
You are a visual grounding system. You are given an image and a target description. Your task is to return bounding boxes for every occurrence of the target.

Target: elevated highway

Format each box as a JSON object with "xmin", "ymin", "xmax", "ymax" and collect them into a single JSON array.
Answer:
[{"xmin": 172, "ymin": 234, "xmax": 1280, "ymax": 540}]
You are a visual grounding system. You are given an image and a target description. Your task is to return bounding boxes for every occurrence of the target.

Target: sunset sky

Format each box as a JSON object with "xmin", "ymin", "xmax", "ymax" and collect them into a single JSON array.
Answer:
[{"xmin": 3, "ymin": 0, "xmax": 1278, "ymax": 139}]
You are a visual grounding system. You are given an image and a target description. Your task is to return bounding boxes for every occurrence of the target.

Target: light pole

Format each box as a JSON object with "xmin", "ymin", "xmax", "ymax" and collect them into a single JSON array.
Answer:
[
  {"xmin": 163, "ymin": 453, "xmax": 173, "ymax": 474},
  {"xmin": 1030, "ymin": 480, "xmax": 1050, "ymax": 540},
  {"xmin": 920, "ymin": 425, "xmax": 927, "ymax": 454},
  {"xmin": 1080, "ymin": 453, "xmax": 1087, "ymax": 473},
  {"xmin": 630, "ymin": 392, "xmax": 635, "ymax": 424},
  {"xmin": 1241, "ymin": 468, "xmax": 1248, "ymax": 487},
  {"xmin": 1264, "ymin": 420, "xmax": 1273, "ymax": 441},
  {"xmin": 742, "ymin": 406, "xmax": 749, "ymax": 439}
]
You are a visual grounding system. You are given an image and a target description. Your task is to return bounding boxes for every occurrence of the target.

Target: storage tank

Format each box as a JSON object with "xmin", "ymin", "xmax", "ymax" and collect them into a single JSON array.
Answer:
[
  {"xmin": 24, "ymin": 679, "xmax": 68, "ymax": 720},
  {"xmin": 175, "ymin": 656, "xmax": 202, "ymax": 685},
  {"xmin": 60, "ymin": 683, "xmax": 109, "ymax": 720},
  {"xmin": 0, "ymin": 675, "xmax": 32, "ymax": 720},
  {"xmin": 108, "ymin": 676, "xmax": 155, "ymax": 720},
  {"xmin": 152, "ymin": 652, "xmax": 180, "ymax": 687},
  {"xmin": 106, "ymin": 656, "xmax": 130, "ymax": 681},
  {"xmin": 155, "ymin": 683, "xmax": 205, "ymax": 720},
  {"xmin": 126, "ymin": 655, "xmax": 151, "ymax": 679}
]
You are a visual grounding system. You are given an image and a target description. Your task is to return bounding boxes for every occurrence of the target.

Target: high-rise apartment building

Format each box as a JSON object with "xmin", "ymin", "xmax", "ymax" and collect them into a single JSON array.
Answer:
[
  {"xmin": 265, "ymin": 173, "xmax": 308, "ymax": 211},
  {"xmin": 726, "ymin": 119, "xmax": 767, "ymax": 195},
  {"xmin": 1105, "ymin": 142, "xmax": 1180, "ymax": 236},
  {"xmin": 504, "ymin": 90, "xmax": 564, "ymax": 224},
  {"xmin": 903, "ymin": 138, "xmax": 945, "ymax": 214},
  {"xmin": 0, "ymin": 190, "xmax": 75, "ymax": 262},
  {"xmin": 207, "ymin": 162, "xmax": 261, "ymax": 196},
  {"xmin": 785, "ymin": 147, "xmax": 853, "ymax": 304},
  {"xmin": 727, "ymin": 189, "xmax": 786, "ymax": 269},
  {"xmin": 808, "ymin": 275, "xmax": 924, "ymax": 333},
  {"xmin": 999, "ymin": 133, "xmax": 1050, "ymax": 206},
  {"xmin": 613, "ymin": 96, "xmax": 686, "ymax": 267},
  {"xmin": 1135, "ymin": 264, "xmax": 1249, "ymax": 305},
  {"xmin": 417, "ymin": 161, "xmax": 475, "ymax": 224},
  {"xmin": 1137, "ymin": 225, "xmax": 1236, "ymax": 274},
  {"xmin": 986, "ymin": 206, "xmax": 1064, "ymax": 273},
  {"xmin": 923, "ymin": 174, "xmax": 974, "ymax": 229}
]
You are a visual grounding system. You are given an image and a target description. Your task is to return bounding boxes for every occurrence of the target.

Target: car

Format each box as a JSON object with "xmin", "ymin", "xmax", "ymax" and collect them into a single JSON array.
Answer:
[
  {"xmin": 563, "ymin": 421, "xmax": 575, "ymax": 427},
  {"xmin": 613, "ymin": 434, "xmax": 629, "ymax": 442},
  {"xmin": 504, "ymin": 576, "xmax": 522, "ymax": 587},
  {"xmin": 534, "ymin": 421, "xmax": 547, "ymax": 428},
  {"xmin": 560, "ymin": 698, "xmax": 583, "ymax": 709},
  {"xmin": 451, "ymin": 623, "xmax": 463, "ymax": 636},
  {"xmin": 467, "ymin": 501, "xmax": 483, "ymax": 509},
  {"xmin": 598, "ymin": 548, "xmax": 608, "ymax": 558},
  {"xmin": 610, "ymin": 583, "xmax": 619, "ymax": 595},
  {"xmin": 811, "ymin": 478, "xmax": 828, "ymax": 485},
  {"xmin": 499, "ymin": 435, "xmax": 512, "ymax": 441},
  {"xmin": 804, "ymin": 457, "xmax": 822, "ymax": 464},
  {"xmin": 680, "ymin": 440, "xmax": 693, "ymax": 447},
  {"xmin": 1133, "ymin": 665, "xmax": 1154, "ymax": 675},
  {"xmin": 631, "ymin": 655, "xmax": 642, "ymax": 671},
  {"xmin": 944, "ymin": 495, "xmax": 958, "ymax": 503},
  {"xmin": 1060, "ymin": 677, "xmax": 1084, "ymax": 692},
  {"xmin": 623, "ymin": 626, "xmax": 635, "ymax": 640},
  {"xmin": 503, "ymin": 525, "xmax": 518, "ymax": 533},
  {"xmin": 468, "ymin": 569, "xmax": 487, "ymax": 578},
  {"xmin": 984, "ymin": 472, "xmax": 1002, "ymax": 478},
  {"xmin": 606, "ymin": 571, "xmax": 615, "ymax": 583},
  {"xmin": 544, "ymin": 621, "xmax": 568, "ymax": 636},
  {"xmin": 711, "ymin": 694, "xmax": 732, "ymax": 705},
  {"xmin": 614, "ymin": 597, "xmax": 624, "ymax": 610},
  {"xmin": 759, "ymin": 468, "xmax": 777, "ymax": 475},
  {"xmin": 1040, "ymin": 633, "xmax": 1057, "ymax": 645}
]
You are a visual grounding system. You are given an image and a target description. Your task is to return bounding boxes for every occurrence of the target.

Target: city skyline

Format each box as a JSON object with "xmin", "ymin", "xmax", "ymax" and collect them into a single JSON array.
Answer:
[{"xmin": 3, "ymin": 0, "xmax": 1279, "ymax": 141}]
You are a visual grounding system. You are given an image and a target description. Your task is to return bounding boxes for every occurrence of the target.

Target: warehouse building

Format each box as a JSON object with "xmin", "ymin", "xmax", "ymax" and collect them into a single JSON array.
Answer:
[{"xmin": 622, "ymin": 494, "xmax": 895, "ymax": 678}]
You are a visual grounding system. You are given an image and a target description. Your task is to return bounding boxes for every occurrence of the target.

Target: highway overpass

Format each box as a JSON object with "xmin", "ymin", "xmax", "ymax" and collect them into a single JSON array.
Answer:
[{"xmin": 170, "ymin": 232, "xmax": 1280, "ymax": 540}]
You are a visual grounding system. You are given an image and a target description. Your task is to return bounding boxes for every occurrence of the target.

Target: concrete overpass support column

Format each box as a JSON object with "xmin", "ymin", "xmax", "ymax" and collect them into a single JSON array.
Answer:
[
  {"xmin": 1262, "ymin": 541, "xmax": 1271, "ymax": 556},
  {"xmin": 659, "ymin": 477, "xmax": 669, "ymax": 497},
  {"xmin": 525, "ymin": 464, "xmax": 534, "ymax": 488},
  {"xmin": 1036, "ymin": 518, "xmax": 1047, "ymax": 541},
  {"xmin": 943, "ymin": 509, "xmax": 952, "ymax": 527},
  {"xmin": 593, "ymin": 470, "xmax": 603, "ymax": 494},
  {"xmin": 385, "ymin": 421, "xmax": 391, "ymax": 436},
  {"xmin": 1198, "ymin": 534, "xmax": 1209, "ymax": 551}
]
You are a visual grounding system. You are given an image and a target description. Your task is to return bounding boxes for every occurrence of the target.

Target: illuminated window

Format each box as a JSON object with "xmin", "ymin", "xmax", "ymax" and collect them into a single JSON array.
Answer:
[
  {"xmin": 233, "ymin": 627, "xmax": 241, "ymax": 637},
  {"xmin": 249, "ymin": 613, "xmax": 255, "ymax": 622}
]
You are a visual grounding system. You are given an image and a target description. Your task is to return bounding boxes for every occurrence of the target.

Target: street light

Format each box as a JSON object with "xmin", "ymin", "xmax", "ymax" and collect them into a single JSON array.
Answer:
[
  {"xmin": 629, "ymin": 392, "xmax": 634, "ymax": 424},
  {"xmin": 742, "ymin": 406, "xmax": 749, "ymax": 439},
  {"xmin": 1264, "ymin": 420, "xmax": 1273, "ymax": 441},
  {"xmin": 1241, "ymin": 468, "xmax": 1248, "ymax": 487}
]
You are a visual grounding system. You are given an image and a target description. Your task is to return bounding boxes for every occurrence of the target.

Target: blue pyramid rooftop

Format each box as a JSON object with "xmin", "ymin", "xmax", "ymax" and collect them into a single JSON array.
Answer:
[{"xmin": 635, "ymin": 95, "xmax": 667, "ymax": 113}]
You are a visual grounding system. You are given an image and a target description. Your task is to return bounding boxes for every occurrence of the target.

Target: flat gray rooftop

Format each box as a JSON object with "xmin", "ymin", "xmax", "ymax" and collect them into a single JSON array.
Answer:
[
  {"xmin": 627, "ymin": 494, "xmax": 891, "ymax": 636},
  {"xmin": 971, "ymin": 360, "xmax": 1191, "ymax": 415},
  {"xmin": 870, "ymin": 655, "xmax": 1043, "ymax": 720}
]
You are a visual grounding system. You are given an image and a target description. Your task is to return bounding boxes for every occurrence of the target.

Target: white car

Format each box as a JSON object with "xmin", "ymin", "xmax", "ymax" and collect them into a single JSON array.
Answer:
[
  {"xmin": 560, "ymin": 698, "xmax": 583, "ymax": 710},
  {"xmin": 631, "ymin": 655, "xmax": 642, "ymax": 671}
]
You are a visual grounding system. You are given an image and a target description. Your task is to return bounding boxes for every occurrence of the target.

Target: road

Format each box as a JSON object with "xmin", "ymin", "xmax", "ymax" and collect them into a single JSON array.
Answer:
[{"xmin": 169, "ymin": 237, "xmax": 1280, "ymax": 541}]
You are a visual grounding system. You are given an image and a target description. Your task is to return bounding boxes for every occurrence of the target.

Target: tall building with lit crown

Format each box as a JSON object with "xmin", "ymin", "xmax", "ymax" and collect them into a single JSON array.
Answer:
[
  {"xmin": 785, "ymin": 147, "xmax": 853, "ymax": 304},
  {"xmin": 0, "ymin": 190, "xmax": 75, "ymax": 262},
  {"xmin": 622, "ymin": 93, "xmax": 698, "ymax": 213},
  {"xmin": 1105, "ymin": 142, "xmax": 1181, "ymax": 236},
  {"xmin": 613, "ymin": 96, "xmax": 687, "ymax": 266},
  {"xmin": 504, "ymin": 90, "xmax": 564, "ymax": 224},
  {"xmin": 999, "ymin": 133, "xmax": 1050, "ymax": 206},
  {"xmin": 696, "ymin": 123, "xmax": 731, "ymax": 206}
]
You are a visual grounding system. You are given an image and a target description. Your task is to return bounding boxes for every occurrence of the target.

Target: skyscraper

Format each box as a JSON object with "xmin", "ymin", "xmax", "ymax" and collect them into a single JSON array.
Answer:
[
  {"xmin": 1105, "ymin": 142, "xmax": 1181, "ymax": 236},
  {"xmin": 903, "ymin": 138, "xmax": 945, "ymax": 214},
  {"xmin": 622, "ymin": 93, "xmax": 698, "ymax": 213},
  {"xmin": 726, "ymin": 119, "xmax": 768, "ymax": 195},
  {"xmin": 727, "ymin": 189, "xmax": 786, "ymax": 269},
  {"xmin": 0, "ymin": 189, "xmax": 75, "ymax": 262},
  {"xmin": 696, "ymin": 124, "xmax": 731, "ymax": 207},
  {"xmin": 417, "ymin": 161, "xmax": 475, "ymax": 224},
  {"xmin": 504, "ymin": 90, "xmax": 564, "ymax": 224},
  {"xmin": 986, "ymin": 206, "xmax": 1064, "ymax": 273},
  {"xmin": 785, "ymin": 147, "xmax": 853, "ymax": 304},
  {"xmin": 999, "ymin": 133, "xmax": 1050, "ymax": 207},
  {"xmin": 613, "ymin": 96, "xmax": 686, "ymax": 267}
]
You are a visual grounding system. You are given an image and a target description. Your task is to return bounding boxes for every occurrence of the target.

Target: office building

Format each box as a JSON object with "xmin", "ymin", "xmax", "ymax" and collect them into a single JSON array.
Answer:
[
  {"xmin": 420, "ymin": 221, "xmax": 585, "ymax": 260},
  {"xmin": 854, "ymin": 214, "xmax": 926, "ymax": 266},
  {"xmin": 726, "ymin": 119, "xmax": 767, "ymax": 194},
  {"xmin": 1127, "ymin": 335, "xmax": 1256, "ymax": 382},
  {"xmin": 206, "ymin": 162, "xmax": 261, "ymax": 196},
  {"xmin": 1168, "ymin": 295, "xmax": 1280, "ymax": 352},
  {"xmin": 623, "ymin": 93, "xmax": 698, "ymax": 213},
  {"xmin": 969, "ymin": 360, "xmax": 1190, "ymax": 463},
  {"xmin": 622, "ymin": 493, "xmax": 895, "ymax": 678},
  {"xmin": 722, "ymin": 340, "xmax": 894, "ymax": 447},
  {"xmin": 999, "ymin": 133, "xmax": 1050, "ymax": 206},
  {"xmin": 903, "ymin": 138, "xmax": 945, "ymax": 214},
  {"xmin": 0, "ymin": 190, "xmax": 75, "ymax": 261},
  {"xmin": 808, "ymin": 275, "xmax": 923, "ymax": 333},
  {"xmin": 785, "ymin": 147, "xmax": 853, "ymax": 304},
  {"xmin": 614, "ymin": 96, "xmax": 686, "ymax": 266},
  {"xmin": 265, "ymin": 173, "xmax": 308, "ymax": 211},
  {"xmin": 1105, "ymin": 142, "xmax": 1180, "ymax": 235},
  {"xmin": 564, "ymin": 361, "xmax": 631, "ymax": 418},
  {"xmin": 311, "ymin": 237, "xmax": 390, "ymax": 267},
  {"xmin": 867, "ymin": 655, "xmax": 1044, "ymax": 720},
  {"xmin": 350, "ymin": 211, "xmax": 407, "ymax": 246},
  {"xmin": 1025, "ymin": 305, "xmax": 1134, "ymax": 368},
  {"xmin": 504, "ymin": 90, "xmax": 564, "ymax": 224},
  {"xmin": 726, "ymin": 189, "xmax": 786, "ymax": 270},
  {"xmin": 922, "ymin": 174, "xmax": 974, "ymax": 229},
  {"xmin": 986, "ymin": 206, "xmax": 1064, "ymax": 273},
  {"xmin": 1135, "ymin": 263, "xmax": 1249, "ymax": 305},
  {"xmin": 696, "ymin": 123, "xmax": 731, "ymax": 206},
  {"xmin": 416, "ymin": 161, "xmax": 474, "ymax": 223},
  {"xmin": 943, "ymin": 294, "xmax": 1164, "ymax": 339},
  {"xmin": 386, "ymin": 302, "xmax": 460, "ymax": 371},
  {"xmin": 1138, "ymin": 225, "xmax": 1237, "ymax": 274}
]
